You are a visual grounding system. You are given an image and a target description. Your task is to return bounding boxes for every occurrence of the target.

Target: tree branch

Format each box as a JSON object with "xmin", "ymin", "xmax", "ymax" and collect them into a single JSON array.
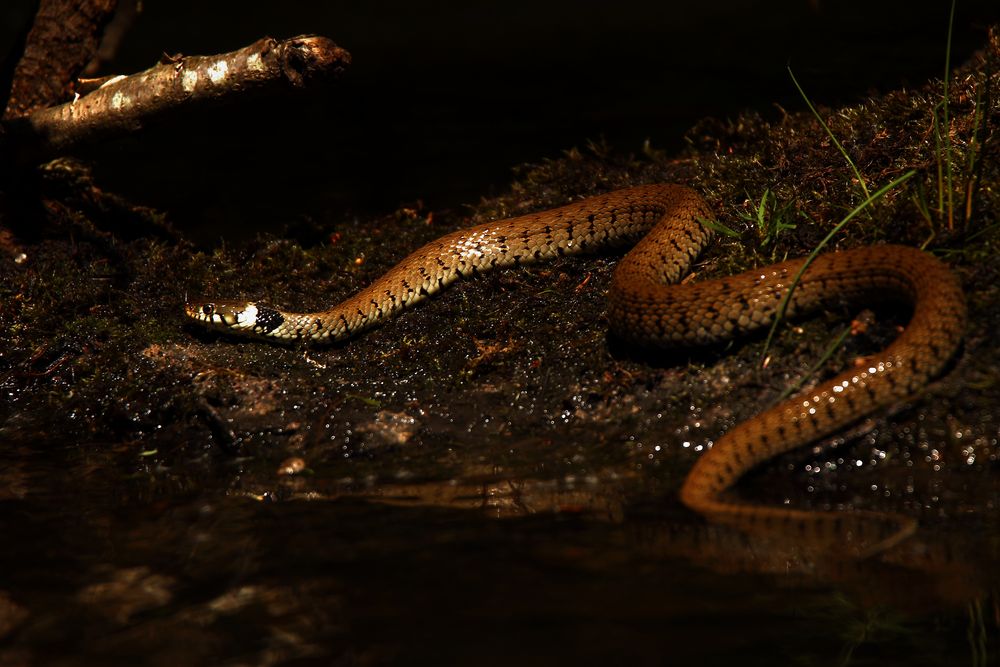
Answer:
[
  {"xmin": 4, "ymin": 35, "xmax": 351, "ymax": 165},
  {"xmin": 3, "ymin": 0, "xmax": 119, "ymax": 119}
]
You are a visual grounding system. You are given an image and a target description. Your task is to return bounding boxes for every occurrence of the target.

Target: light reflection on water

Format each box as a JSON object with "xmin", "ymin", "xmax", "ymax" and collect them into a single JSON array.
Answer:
[{"xmin": 0, "ymin": 435, "xmax": 996, "ymax": 666}]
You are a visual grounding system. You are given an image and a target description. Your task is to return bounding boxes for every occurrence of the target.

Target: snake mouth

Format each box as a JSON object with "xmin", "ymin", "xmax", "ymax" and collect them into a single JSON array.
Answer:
[{"xmin": 183, "ymin": 301, "xmax": 209, "ymax": 321}]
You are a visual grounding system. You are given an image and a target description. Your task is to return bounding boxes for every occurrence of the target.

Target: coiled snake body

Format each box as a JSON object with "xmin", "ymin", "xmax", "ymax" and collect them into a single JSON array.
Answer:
[{"xmin": 186, "ymin": 184, "xmax": 966, "ymax": 553}]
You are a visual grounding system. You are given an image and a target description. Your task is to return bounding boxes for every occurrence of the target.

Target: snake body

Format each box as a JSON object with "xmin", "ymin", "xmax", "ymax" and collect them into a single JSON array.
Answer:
[{"xmin": 186, "ymin": 184, "xmax": 966, "ymax": 552}]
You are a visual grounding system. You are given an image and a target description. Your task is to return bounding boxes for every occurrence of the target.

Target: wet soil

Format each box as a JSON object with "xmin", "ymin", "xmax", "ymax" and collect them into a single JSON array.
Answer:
[{"xmin": 1, "ymin": 27, "xmax": 999, "ymax": 667}]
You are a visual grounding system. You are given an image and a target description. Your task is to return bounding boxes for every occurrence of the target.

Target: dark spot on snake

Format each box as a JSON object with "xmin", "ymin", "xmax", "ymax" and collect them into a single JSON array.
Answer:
[{"xmin": 253, "ymin": 306, "xmax": 285, "ymax": 334}]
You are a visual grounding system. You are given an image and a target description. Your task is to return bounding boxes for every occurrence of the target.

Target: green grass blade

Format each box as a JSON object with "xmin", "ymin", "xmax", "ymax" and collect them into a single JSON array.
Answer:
[
  {"xmin": 933, "ymin": 100, "xmax": 945, "ymax": 219},
  {"xmin": 774, "ymin": 325, "xmax": 851, "ymax": 403},
  {"xmin": 697, "ymin": 216, "xmax": 741, "ymax": 238},
  {"xmin": 788, "ymin": 65, "xmax": 870, "ymax": 200},
  {"xmin": 943, "ymin": 0, "xmax": 956, "ymax": 230}
]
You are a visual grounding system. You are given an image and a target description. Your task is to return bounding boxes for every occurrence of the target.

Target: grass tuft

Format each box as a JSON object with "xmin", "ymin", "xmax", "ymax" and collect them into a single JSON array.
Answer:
[{"xmin": 737, "ymin": 189, "xmax": 798, "ymax": 250}]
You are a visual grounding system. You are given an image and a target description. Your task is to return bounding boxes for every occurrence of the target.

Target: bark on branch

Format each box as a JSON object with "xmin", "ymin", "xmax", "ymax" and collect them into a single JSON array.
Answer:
[
  {"xmin": 3, "ymin": 35, "xmax": 351, "ymax": 165},
  {"xmin": 3, "ymin": 0, "xmax": 119, "ymax": 119}
]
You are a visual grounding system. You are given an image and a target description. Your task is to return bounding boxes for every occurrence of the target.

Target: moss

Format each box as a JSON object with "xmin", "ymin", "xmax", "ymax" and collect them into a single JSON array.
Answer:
[{"xmin": 1, "ymin": 32, "xmax": 998, "ymax": 560}]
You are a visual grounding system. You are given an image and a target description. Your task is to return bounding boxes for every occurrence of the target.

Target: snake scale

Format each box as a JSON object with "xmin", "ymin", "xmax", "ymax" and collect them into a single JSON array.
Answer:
[{"xmin": 186, "ymin": 184, "xmax": 966, "ymax": 553}]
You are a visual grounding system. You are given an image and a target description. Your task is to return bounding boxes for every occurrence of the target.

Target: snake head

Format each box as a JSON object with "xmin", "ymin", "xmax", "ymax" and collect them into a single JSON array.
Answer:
[
  {"xmin": 185, "ymin": 299, "xmax": 291, "ymax": 338},
  {"xmin": 185, "ymin": 300, "xmax": 261, "ymax": 331}
]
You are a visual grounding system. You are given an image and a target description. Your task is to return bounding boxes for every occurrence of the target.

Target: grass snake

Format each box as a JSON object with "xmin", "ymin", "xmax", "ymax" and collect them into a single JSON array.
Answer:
[{"xmin": 185, "ymin": 184, "xmax": 966, "ymax": 554}]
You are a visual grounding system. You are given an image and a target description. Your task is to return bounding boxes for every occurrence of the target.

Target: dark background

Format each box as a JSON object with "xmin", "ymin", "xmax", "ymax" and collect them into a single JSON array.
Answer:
[
  {"xmin": 3, "ymin": 1, "xmax": 999, "ymax": 236},
  {"xmin": 0, "ymin": 8, "xmax": 997, "ymax": 663}
]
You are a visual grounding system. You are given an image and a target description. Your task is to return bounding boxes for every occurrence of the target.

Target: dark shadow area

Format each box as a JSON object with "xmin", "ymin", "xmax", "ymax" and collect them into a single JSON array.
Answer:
[{"xmin": 24, "ymin": 0, "xmax": 996, "ymax": 241}]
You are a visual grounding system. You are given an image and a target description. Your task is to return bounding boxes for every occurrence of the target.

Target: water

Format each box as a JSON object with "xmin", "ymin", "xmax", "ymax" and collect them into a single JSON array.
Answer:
[{"xmin": 2, "ymin": 415, "xmax": 996, "ymax": 665}]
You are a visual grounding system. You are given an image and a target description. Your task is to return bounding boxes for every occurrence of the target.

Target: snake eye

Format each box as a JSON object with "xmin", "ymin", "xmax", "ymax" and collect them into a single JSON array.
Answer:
[{"xmin": 202, "ymin": 304, "xmax": 215, "ymax": 316}]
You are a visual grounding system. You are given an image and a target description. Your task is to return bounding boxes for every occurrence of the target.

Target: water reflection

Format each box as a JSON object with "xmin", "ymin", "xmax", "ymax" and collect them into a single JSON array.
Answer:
[{"xmin": 1, "ymin": 440, "xmax": 995, "ymax": 665}]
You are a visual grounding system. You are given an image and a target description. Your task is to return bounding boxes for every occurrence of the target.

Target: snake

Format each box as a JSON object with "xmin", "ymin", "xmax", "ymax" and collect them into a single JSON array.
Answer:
[{"xmin": 185, "ymin": 184, "xmax": 966, "ymax": 554}]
